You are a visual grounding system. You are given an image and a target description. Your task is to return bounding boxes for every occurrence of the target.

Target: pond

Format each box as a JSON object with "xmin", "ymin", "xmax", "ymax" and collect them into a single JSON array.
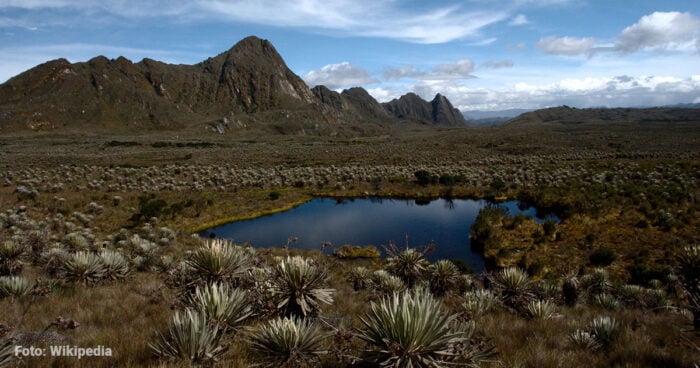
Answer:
[{"xmin": 200, "ymin": 197, "xmax": 558, "ymax": 272}]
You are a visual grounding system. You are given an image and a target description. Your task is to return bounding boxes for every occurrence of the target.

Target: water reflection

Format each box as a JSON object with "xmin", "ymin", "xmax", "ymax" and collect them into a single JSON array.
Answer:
[{"xmin": 201, "ymin": 197, "xmax": 557, "ymax": 272}]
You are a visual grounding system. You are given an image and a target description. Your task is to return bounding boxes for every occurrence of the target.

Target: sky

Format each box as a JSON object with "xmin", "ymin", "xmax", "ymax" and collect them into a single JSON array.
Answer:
[{"xmin": 1, "ymin": 0, "xmax": 699, "ymax": 112}]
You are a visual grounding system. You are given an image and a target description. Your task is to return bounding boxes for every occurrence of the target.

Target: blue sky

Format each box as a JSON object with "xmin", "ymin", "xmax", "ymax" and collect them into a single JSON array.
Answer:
[{"xmin": 1, "ymin": 0, "xmax": 699, "ymax": 111}]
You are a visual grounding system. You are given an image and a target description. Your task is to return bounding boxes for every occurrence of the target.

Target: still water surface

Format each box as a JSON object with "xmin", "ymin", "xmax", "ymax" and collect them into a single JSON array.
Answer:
[{"xmin": 201, "ymin": 197, "xmax": 556, "ymax": 272}]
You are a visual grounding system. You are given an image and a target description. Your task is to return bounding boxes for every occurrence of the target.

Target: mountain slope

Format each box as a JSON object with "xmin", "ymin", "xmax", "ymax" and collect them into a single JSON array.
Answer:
[
  {"xmin": 0, "ymin": 36, "xmax": 468, "ymax": 135},
  {"xmin": 382, "ymin": 93, "xmax": 468, "ymax": 126}
]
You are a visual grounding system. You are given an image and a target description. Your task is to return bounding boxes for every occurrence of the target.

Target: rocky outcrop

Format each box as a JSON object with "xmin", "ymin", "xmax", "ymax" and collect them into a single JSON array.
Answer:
[
  {"xmin": 0, "ymin": 35, "xmax": 467, "ymax": 134},
  {"xmin": 382, "ymin": 92, "xmax": 467, "ymax": 126}
]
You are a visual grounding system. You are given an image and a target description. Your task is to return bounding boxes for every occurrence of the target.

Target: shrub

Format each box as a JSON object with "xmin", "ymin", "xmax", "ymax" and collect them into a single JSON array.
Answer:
[
  {"xmin": 386, "ymin": 248, "xmax": 426, "ymax": 288},
  {"xmin": 188, "ymin": 283, "xmax": 253, "ymax": 330},
  {"xmin": 272, "ymin": 256, "xmax": 334, "ymax": 317},
  {"xmin": 371, "ymin": 270, "xmax": 406, "ymax": 297},
  {"xmin": 525, "ymin": 299, "xmax": 557, "ymax": 319},
  {"xmin": 462, "ymin": 289, "xmax": 498, "ymax": 320},
  {"xmin": 186, "ymin": 239, "xmax": 254, "ymax": 283},
  {"xmin": 414, "ymin": 170, "xmax": 437, "ymax": 185},
  {"xmin": 268, "ymin": 191, "xmax": 281, "ymax": 200},
  {"xmin": 0, "ymin": 240, "xmax": 26, "ymax": 276},
  {"xmin": 99, "ymin": 250, "xmax": 131, "ymax": 280},
  {"xmin": 427, "ymin": 260, "xmax": 460, "ymax": 296},
  {"xmin": 0, "ymin": 276, "xmax": 33, "ymax": 300},
  {"xmin": 490, "ymin": 267, "xmax": 532, "ymax": 310},
  {"xmin": 588, "ymin": 316, "xmax": 623, "ymax": 349},
  {"xmin": 348, "ymin": 267, "xmax": 372, "ymax": 291},
  {"xmin": 149, "ymin": 309, "xmax": 226, "ymax": 365},
  {"xmin": 358, "ymin": 288, "xmax": 478, "ymax": 367},
  {"xmin": 589, "ymin": 246, "xmax": 617, "ymax": 266},
  {"xmin": 62, "ymin": 251, "xmax": 106, "ymax": 286},
  {"xmin": 248, "ymin": 316, "xmax": 327, "ymax": 368}
]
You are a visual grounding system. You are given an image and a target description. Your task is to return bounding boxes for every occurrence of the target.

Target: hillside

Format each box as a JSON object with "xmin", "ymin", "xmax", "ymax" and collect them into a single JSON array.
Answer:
[
  {"xmin": 0, "ymin": 36, "xmax": 467, "ymax": 136},
  {"xmin": 506, "ymin": 105, "xmax": 700, "ymax": 126}
]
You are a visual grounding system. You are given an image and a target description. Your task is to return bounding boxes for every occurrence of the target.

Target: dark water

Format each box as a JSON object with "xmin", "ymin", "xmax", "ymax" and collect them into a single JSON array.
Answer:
[{"xmin": 201, "ymin": 197, "xmax": 557, "ymax": 272}]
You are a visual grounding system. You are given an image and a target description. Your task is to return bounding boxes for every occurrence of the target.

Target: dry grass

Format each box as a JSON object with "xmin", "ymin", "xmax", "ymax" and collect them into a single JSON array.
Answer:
[{"xmin": 0, "ymin": 121, "xmax": 698, "ymax": 367}]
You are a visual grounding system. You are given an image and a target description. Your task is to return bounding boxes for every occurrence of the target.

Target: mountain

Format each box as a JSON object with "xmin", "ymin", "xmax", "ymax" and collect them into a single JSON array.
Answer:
[
  {"xmin": 0, "ymin": 36, "xmax": 467, "ymax": 135},
  {"xmin": 382, "ymin": 93, "xmax": 468, "ymax": 126},
  {"xmin": 463, "ymin": 108, "xmax": 533, "ymax": 125},
  {"xmin": 506, "ymin": 105, "xmax": 700, "ymax": 126}
]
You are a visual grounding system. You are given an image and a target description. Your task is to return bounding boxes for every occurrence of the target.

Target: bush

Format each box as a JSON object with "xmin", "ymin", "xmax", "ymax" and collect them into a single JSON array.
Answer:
[
  {"xmin": 247, "ymin": 316, "xmax": 327, "ymax": 368},
  {"xmin": 589, "ymin": 246, "xmax": 617, "ymax": 266},
  {"xmin": 268, "ymin": 191, "xmax": 281, "ymax": 200},
  {"xmin": 358, "ymin": 288, "xmax": 481, "ymax": 367},
  {"xmin": 414, "ymin": 170, "xmax": 437, "ymax": 185},
  {"xmin": 149, "ymin": 309, "xmax": 226, "ymax": 365}
]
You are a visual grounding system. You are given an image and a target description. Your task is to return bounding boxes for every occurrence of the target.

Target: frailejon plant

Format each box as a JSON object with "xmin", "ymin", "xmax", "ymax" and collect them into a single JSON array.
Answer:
[
  {"xmin": 525, "ymin": 300, "xmax": 557, "ymax": 319},
  {"xmin": 0, "ymin": 275, "xmax": 33, "ymax": 300},
  {"xmin": 62, "ymin": 251, "xmax": 106, "ymax": 286},
  {"xmin": 490, "ymin": 267, "xmax": 533, "ymax": 311},
  {"xmin": 188, "ymin": 283, "xmax": 253, "ymax": 331},
  {"xmin": 358, "ymin": 288, "xmax": 483, "ymax": 367},
  {"xmin": 588, "ymin": 316, "xmax": 623, "ymax": 349},
  {"xmin": 0, "ymin": 337, "xmax": 17, "ymax": 367},
  {"xmin": 186, "ymin": 239, "xmax": 254, "ymax": 283},
  {"xmin": 427, "ymin": 260, "xmax": 460, "ymax": 296},
  {"xmin": 371, "ymin": 270, "xmax": 405, "ymax": 297},
  {"xmin": 462, "ymin": 289, "xmax": 498, "ymax": 320},
  {"xmin": 149, "ymin": 308, "xmax": 226, "ymax": 365},
  {"xmin": 99, "ymin": 250, "xmax": 131, "ymax": 280},
  {"xmin": 0, "ymin": 240, "xmax": 26, "ymax": 276},
  {"xmin": 247, "ymin": 316, "xmax": 328, "ymax": 368},
  {"xmin": 272, "ymin": 256, "xmax": 334, "ymax": 317},
  {"xmin": 348, "ymin": 266, "xmax": 372, "ymax": 291},
  {"xmin": 676, "ymin": 244, "xmax": 700, "ymax": 331},
  {"xmin": 386, "ymin": 248, "xmax": 427, "ymax": 288}
]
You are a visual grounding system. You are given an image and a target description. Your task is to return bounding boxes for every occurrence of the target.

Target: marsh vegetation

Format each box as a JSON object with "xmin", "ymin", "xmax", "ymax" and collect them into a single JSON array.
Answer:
[{"xmin": 0, "ymin": 122, "xmax": 698, "ymax": 367}]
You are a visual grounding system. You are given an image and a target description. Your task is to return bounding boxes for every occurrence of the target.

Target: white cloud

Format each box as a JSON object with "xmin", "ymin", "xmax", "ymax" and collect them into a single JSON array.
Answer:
[
  {"xmin": 432, "ymin": 59, "xmax": 475, "ymax": 79},
  {"xmin": 366, "ymin": 87, "xmax": 396, "ymax": 102},
  {"xmin": 535, "ymin": 36, "xmax": 596, "ymax": 56},
  {"xmin": 303, "ymin": 62, "xmax": 378, "ymax": 89},
  {"xmin": 384, "ymin": 59, "xmax": 476, "ymax": 82},
  {"xmin": 509, "ymin": 14, "xmax": 529, "ymax": 26},
  {"xmin": 403, "ymin": 75, "xmax": 700, "ymax": 111},
  {"xmin": 615, "ymin": 11, "xmax": 700, "ymax": 53},
  {"xmin": 0, "ymin": 1, "xmax": 511, "ymax": 44},
  {"xmin": 383, "ymin": 65, "xmax": 426, "ymax": 80},
  {"xmin": 479, "ymin": 60, "xmax": 514, "ymax": 69}
]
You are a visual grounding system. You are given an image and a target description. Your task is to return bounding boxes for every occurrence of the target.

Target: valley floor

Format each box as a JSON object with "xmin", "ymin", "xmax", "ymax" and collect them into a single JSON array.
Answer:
[{"xmin": 0, "ymin": 122, "xmax": 698, "ymax": 367}]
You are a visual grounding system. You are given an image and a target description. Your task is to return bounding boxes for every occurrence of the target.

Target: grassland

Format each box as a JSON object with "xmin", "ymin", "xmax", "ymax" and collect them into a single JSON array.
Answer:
[{"xmin": 0, "ymin": 120, "xmax": 698, "ymax": 367}]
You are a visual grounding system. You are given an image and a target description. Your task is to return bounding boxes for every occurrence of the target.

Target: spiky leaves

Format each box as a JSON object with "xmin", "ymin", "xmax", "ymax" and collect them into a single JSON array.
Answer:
[
  {"xmin": 0, "ymin": 240, "xmax": 26, "ymax": 276},
  {"xmin": 0, "ymin": 337, "xmax": 17, "ymax": 367},
  {"xmin": 676, "ymin": 244, "xmax": 700, "ymax": 331},
  {"xmin": 186, "ymin": 239, "xmax": 253, "ymax": 283},
  {"xmin": 462, "ymin": 289, "xmax": 498, "ymax": 320},
  {"xmin": 348, "ymin": 267, "xmax": 372, "ymax": 291},
  {"xmin": 247, "ymin": 316, "xmax": 328, "ymax": 368},
  {"xmin": 358, "ymin": 288, "xmax": 476, "ymax": 367},
  {"xmin": 188, "ymin": 283, "xmax": 253, "ymax": 330},
  {"xmin": 427, "ymin": 260, "xmax": 460, "ymax": 296},
  {"xmin": 490, "ymin": 267, "xmax": 532, "ymax": 311},
  {"xmin": 386, "ymin": 248, "xmax": 426, "ymax": 288},
  {"xmin": 588, "ymin": 316, "xmax": 623, "ymax": 349},
  {"xmin": 62, "ymin": 251, "xmax": 106, "ymax": 286},
  {"xmin": 0, "ymin": 275, "xmax": 33, "ymax": 300},
  {"xmin": 149, "ymin": 309, "xmax": 226, "ymax": 365},
  {"xmin": 272, "ymin": 256, "xmax": 334, "ymax": 317},
  {"xmin": 525, "ymin": 300, "xmax": 557, "ymax": 319},
  {"xmin": 99, "ymin": 250, "xmax": 130, "ymax": 280}
]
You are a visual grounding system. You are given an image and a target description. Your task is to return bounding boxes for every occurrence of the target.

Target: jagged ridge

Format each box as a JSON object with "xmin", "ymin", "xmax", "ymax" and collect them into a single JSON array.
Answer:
[{"xmin": 0, "ymin": 36, "xmax": 468, "ymax": 134}]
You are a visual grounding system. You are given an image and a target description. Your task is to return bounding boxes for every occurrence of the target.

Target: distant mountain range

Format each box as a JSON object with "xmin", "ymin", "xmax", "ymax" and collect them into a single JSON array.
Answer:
[{"xmin": 0, "ymin": 36, "xmax": 466, "ymax": 135}]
